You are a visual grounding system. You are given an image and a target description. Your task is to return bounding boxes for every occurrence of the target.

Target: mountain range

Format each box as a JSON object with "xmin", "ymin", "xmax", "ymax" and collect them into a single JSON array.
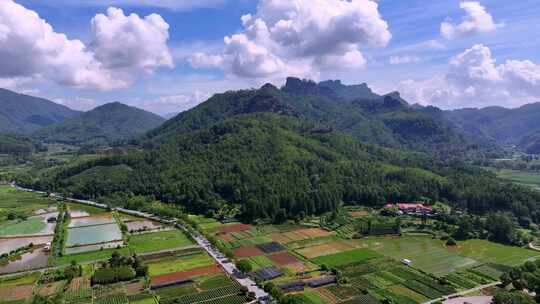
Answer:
[
  {"xmin": 18, "ymin": 78, "xmax": 540, "ymax": 222},
  {"xmin": 445, "ymin": 104, "xmax": 540, "ymax": 154},
  {"xmin": 149, "ymin": 78, "xmax": 501, "ymax": 158},
  {"xmin": 1, "ymin": 79, "xmax": 540, "ymax": 156},
  {"xmin": 0, "ymin": 88, "xmax": 80, "ymax": 134}
]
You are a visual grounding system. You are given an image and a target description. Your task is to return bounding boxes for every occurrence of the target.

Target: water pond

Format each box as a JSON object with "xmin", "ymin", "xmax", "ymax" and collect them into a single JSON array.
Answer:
[
  {"xmin": 0, "ymin": 236, "xmax": 53, "ymax": 255},
  {"xmin": 0, "ymin": 247, "xmax": 49, "ymax": 274},
  {"xmin": 66, "ymin": 223, "xmax": 122, "ymax": 247}
]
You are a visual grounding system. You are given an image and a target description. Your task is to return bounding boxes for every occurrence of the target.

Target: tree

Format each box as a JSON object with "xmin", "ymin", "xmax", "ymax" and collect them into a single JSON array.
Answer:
[
  {"xmin": 236, "ymin": 259, "xmax": 252, "ymax": 274},
  {"xmin": 453, "ymin": 217, "xmax": 473, "ymax": 240},
  {"xmin": 492, "ymin": 291, "xmax": 535, "ymax": 304},
  {"xmin": 486, "ymin": 213, "xmax": 516, "ymax": 244}
]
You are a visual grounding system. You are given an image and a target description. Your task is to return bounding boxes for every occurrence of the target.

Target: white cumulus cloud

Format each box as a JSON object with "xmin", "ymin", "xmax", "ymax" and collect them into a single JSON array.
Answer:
[
  {"xmin": 91, "ymin": 7, "xmax": 173, "ymax": 71},
  {"xmin": 0, "ymin": 1, "xmax": 173, "ymax": 91},
  {"xmin": 399, "ymin": 44, "xmax": 540, "ymax": 109},
  {"xmin": 441, "ymin": 1, "xmax": 500, "ymax": 40},
  {"xmin": 190, "ymin": 0, "xmax": 391, "ymax": 79}
]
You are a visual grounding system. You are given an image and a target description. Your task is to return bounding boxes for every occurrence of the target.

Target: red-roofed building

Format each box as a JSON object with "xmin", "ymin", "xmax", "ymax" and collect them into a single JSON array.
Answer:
[{"xmin": 384, "ymin": 202, "xmax": 434, "ymax": 214}]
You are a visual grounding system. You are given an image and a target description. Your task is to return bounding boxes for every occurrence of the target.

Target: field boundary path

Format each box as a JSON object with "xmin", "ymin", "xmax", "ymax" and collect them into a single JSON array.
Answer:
[
  {"xmin": 9, "ymin": 182, "xmax": 270, "ymax": 303},
  {"xmin": 422, "ymin": 281, "xmax": 501, "ymax": 304}
]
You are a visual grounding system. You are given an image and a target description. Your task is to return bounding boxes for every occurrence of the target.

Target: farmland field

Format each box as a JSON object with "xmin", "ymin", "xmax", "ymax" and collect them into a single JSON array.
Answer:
[
  {"xmin": 356, "ymin": 236, "xmax": 478, "ymax": 276},
  {"xmin": 312, "ymin": 248, "xmax": 381, "ymax": 268},
  {"xmin": 0, "ymin": 185, "xmax": 52, "ymax": 220},
  {"xmin": 295, "ymin": 240, "xmax": 356, "ymax": 259},
  {"xmin": 451, "ymin": 239, "xmax": 540, "ymax": 266},
  {"xmin": 129, "ymin": 230, "xmax": 194, "ymax": 253},
  {"xmin": 489, "ymin": 168, "xmax": 540, "ymax": 190},
  {"xmin": 0, "ymin": 218, "xmax": 46, "ymax": 236},
  {"xmin": 146, "ymin": 252, "xmax": 215, "ymax": 276},
  {"xmin": 53, "ymin": 247, "xmax": 131, "ymax": 265}
]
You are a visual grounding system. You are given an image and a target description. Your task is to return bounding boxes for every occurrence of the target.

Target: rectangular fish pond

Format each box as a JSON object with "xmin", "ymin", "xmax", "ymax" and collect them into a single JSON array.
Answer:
[{"xmin": 65, "ymin": 223, "xmax": 123, "ymax": 248}]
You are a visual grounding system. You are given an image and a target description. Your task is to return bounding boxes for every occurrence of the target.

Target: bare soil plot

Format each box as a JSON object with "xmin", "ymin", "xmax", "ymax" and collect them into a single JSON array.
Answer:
[
  {"xmin": 274, "ymin": 228, "xmax": 331, "ymax": 244},
  {"xmin": 232, "ymin": 246, "xmax": 264, "ymax": 258},
  {"xmin": 125, "ymin": 220, "xmax": 164, "ymax": 232},
  {"xmin": 296, "ymin": 228, "xmax": 331, "ymax": 238},
  {"xmin": 296, "ymin": 240, "xmax": 355, "ymax": 259},
  {"xmin": 151, "ymin": 265, "xmax": 221, "ymax": 285},
  {"xmin": 220, "ymin": 234, "xmax": 235, "ymax": 242},
  {"xmin": 270, "ymin": 233, "xmax": 293, "ymax": 244},
  {"xmin": 285, "ymin": 262, "xmax": 312, "ymax": 273},
  {"xmin": 124, "ymin": 281, "xmax": 145, "ymax": 295},
  {"xmin": 349, "ymin": 210, "xmax": 369, "ymax": 217},
  {"xmin": 0, "ymin": 284, "xmax": 34, "ymax": 301},
  {"xmin": 267, "ymin": 252, "xmax": 301, "ymax": 266},
  {"xmin": 38, "ymin": 280, "xmax": 65, "ymax": 296},
  {"xmin": 217, "ymin": 223, "xmax": 251, "ymax": 234}
]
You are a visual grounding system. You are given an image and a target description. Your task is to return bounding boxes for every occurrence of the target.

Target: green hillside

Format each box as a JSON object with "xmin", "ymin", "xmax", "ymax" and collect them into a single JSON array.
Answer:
[
  {"xmin": 149, "ymin": 78, "xmax": 500, "ymax": 159},
  {"xmin": 35, "ymin": 102, "xmax": 165, "ymax": 145},
  {"xmin": 0, "ymin": 134, "xmax": 41, "ymax": 154},
  {"xmin": 445, "ymin": 103, "xmax": 540, "ymax": 153},
  {"xmin": 0, "ymin": 88, "xmax": 80, "ymax": 134},
  {"xmin": 25, "ymin": 113, "xmax": 540, "ymax": 222}
]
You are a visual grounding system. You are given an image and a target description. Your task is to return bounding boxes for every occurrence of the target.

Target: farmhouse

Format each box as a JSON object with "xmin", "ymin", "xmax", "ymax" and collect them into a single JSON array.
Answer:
[{"xmin": 384, "ymin": 202, "xmax": 434, "ymax": 215}]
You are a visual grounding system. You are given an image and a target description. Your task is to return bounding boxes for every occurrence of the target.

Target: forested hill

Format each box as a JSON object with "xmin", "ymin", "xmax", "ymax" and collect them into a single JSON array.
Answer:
[
  {"xmin": 34, "ymin": 102, "xmax": 165, "ymax": 145},
  {"xmin": 0, "ymin": 88, "xmax": 80, "ymax": 134},
  {"xmin": 445, "ymin": 103, "xmax": 540, "ymax": 154},
  {"xmin": 148, "ymin": 78, "xmax": 501, "ymax": 159},
  {"xmin": 0, "ymin": 134, "xmax": 43, "ymax": 155},
  {"xmin": 24, "ymin": 113, "xmax": 540, "ymax": 222}
]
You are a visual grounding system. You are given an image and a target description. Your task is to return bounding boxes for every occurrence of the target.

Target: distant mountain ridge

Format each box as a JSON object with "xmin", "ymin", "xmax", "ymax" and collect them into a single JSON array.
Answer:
[
  {"xmin": 35, "ymin": 102, "xmax": 165, "ymax": 145},
  {"xmin": 150, "ymin": 77, "xmax": 500, "ymax": 158},
  {"xmin": 0, "ymin": 88, "xmax": 81, "ymax": 134},
  {"xmin": 444, "ymin": 103, "xmax": 540, "ymax": 154}
]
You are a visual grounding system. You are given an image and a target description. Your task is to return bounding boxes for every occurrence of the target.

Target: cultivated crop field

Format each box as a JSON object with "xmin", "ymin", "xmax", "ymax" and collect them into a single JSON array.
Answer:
[
  {"xmin": 451, "ymin": 239, "xmax": 540, "ymax": 266},
  {"xmin": 129, "ymin": 230, "xmax": 194, "ymax": 253},
  {"xmin": 146, "ymin": 252, "xmax": 215, "ymax": 276},
  {"xmin": 312, "ymin": 248, "xmax": 381, "ymax": 268},
  {"xmin": 355, "ymin": 236, "xmax": 478, "ymax": 276}
]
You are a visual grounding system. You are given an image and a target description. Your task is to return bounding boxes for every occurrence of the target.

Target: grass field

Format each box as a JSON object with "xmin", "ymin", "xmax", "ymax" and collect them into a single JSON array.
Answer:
[
  {"xmin": 247, "ymin": 255, "xmax": 275, "ymax": 270},
  {"xmin": 146, "ymin": 253, "xmax": 215, "ymax": 276},
  {"xmin": 356, "ymin": 236, "xmax": 478, "ymax": 276},
  {"xmin": 489, "ymin": 168, "xmax": 540, "ymax": 190},
  {"xmin": 0, "ymin": 218, "xmax": 45, "ymax": 236},
  {"xmin": 128, "ymin": 230, "xmax": 194, "ymax": 253},
  {"xmin": 312, "ymin": 248, "xmax": 381, "ymax": 268},
  {"xmin": 452, "ymin": 239, "xmax": 540, "ymax": 266},
  {"xmin": 0, "ymin": 185, "xmax": 51, "ymax": 220},
  {"xmin": 52, "ymin": 247, "xmax": 130, "ymax": 266}
]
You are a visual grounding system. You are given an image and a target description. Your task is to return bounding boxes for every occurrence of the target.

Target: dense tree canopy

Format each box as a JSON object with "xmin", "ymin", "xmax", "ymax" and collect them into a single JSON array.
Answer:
[{"xmin": 20, "ymin": 113, "xmax": 540, "ymax": 223}]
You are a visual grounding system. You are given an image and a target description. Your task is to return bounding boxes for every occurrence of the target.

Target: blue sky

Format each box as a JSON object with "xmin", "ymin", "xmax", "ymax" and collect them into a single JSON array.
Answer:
[{"xmin": 2, "ymin": 0, "xmax": 540, "ymax": 115}]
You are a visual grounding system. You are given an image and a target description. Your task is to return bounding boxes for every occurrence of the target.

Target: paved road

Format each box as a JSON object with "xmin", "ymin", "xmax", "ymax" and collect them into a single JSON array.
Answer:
[
  {"xmin": 191, "ymin": 232, "xmax": 269, "ymax": 301},
  {"xmin": 422, "ymin": 282, "xmax": 501, "ymax": 304},
  {"xmin": 10, "ymin": 182, "xmax": 269, "ymax": 302}
]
